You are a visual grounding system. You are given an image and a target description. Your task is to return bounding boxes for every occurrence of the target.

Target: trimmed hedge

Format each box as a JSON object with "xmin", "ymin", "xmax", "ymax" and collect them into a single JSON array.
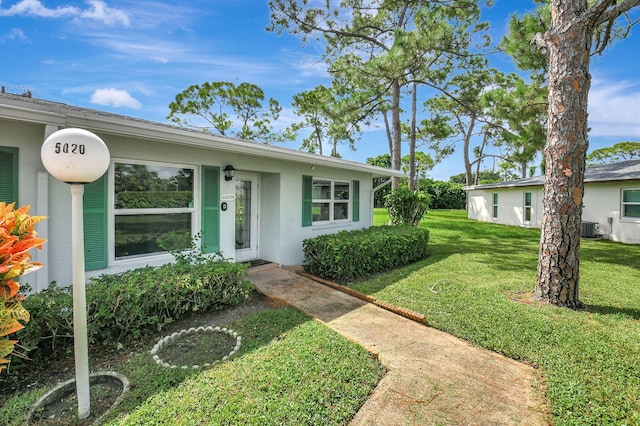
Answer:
[
  {"xmin": 14, "ymin": 254, "xmax": 253, "ymax": 368},
  {"xmin": 303, "ymin": 226, "xmax": 430, "ymax": 283},
  {"xmin": 116, "ymin": 191, "xmax": 193, "ymax": 209}
]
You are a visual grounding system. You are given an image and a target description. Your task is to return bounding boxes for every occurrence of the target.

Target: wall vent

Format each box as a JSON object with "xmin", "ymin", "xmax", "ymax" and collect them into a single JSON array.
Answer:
[{"xmin": 580, "ymin": 221, "xmax": 598, "ymax": 238}]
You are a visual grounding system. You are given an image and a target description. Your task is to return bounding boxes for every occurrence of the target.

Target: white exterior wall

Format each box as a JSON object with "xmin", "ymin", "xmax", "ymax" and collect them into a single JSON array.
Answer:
[
  {"xmin": 1, "ymin": 113, "xmax": 384, "ymax": 290},
  {"xmin": 467, "ymin": 187, "xmax": 542, "ymax": 228},
  {"xmin": 468, "ymin": 182, "xmax": 640, "ymax": 244},
  {"xmin": 582, "ymin": 182, "xmax": 640, "ymax": 244},
  {"xmin": 276, "ymin": 163, "xmax": 373, "ymax": 266}
]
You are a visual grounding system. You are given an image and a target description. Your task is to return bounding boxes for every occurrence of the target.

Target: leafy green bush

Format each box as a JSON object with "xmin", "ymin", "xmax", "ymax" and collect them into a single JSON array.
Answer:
[
  {"xmin": 15, "ymin": 250, "xmax": 253, "ymax": 368},
  {"xmin": 385, "ymin": 187, "xmax": 431, "ymax": 226},
  {"xmin": 116, "ymin": 191, "xmax": 193, "ymax": 209},
  {"xmin": 419, "ymin": 180, "xmax": 466, "ymax": 209},
  {"xmin": 303, "ymin": 226, "xmax": 429, "ymax": 283}
]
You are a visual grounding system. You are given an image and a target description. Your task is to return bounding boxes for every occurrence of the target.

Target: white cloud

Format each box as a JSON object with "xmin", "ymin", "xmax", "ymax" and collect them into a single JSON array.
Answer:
[
  {"xmin": 0, "ymin": 0, "xmax": 77, "ymax": 18},
  {"xmin": 0, "ymin": 0, "xmax": 129, "ymax": 26},
  {"xmin": 78, "ymin": 0, "xmax": 129, "ymax": 26},
  {"xmin": 1, "ymin": 28, "xmax": 30, "ymax": 42},
  {"xmin": 589, "ymin": 79, "xmax": 640, "ymax": 138},
  {"xmin": 90, "ymin": 88, "xmax": 141, "ymax": 109}
]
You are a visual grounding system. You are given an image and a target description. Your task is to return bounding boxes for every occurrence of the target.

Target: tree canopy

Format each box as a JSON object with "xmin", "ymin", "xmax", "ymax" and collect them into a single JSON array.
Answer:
[
  {"xmin": 167, "ymin": 81, "xmax": 293, "ymax": 144},
  {"xmin": 587, "ymin": 141, "xmax": 640, "ymax": 164},
  {"xmin": 268, "ymin": 0, "xmax": 492, "ymax": 188}
]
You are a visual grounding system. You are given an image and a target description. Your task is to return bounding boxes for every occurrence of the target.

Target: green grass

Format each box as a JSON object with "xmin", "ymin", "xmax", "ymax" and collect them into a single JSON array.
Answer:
[
  {"xmin": 359, "ymin": 209, "xmax": 640, "ymax": 425},
  {"xmin": 1, "ymin": 308, "xmax": 384, "ymax": 426}
]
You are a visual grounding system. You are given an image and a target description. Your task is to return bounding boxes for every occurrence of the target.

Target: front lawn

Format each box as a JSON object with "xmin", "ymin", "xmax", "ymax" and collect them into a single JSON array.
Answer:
[
  {"xmin": 358, "ymin": 209, "xmax": 640, "ymax": 425},
  {"xmin": 1, "ymin": 307, "xmax": 384, "ymax": 425}
]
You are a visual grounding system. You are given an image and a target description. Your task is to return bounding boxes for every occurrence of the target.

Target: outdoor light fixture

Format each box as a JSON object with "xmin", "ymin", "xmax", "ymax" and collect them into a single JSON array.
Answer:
[
  {"xmin": 224, "ymin": 164, "xmax": 236, "ymax": 181},
  {"xmin": 41, "ymin": 128, "xmax": 110, "ymax": 420}
]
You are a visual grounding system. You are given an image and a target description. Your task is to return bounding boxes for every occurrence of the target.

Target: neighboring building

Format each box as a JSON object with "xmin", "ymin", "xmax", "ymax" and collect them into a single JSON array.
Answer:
[
  {"xmin": 465, "ymin": 159, "xmax": 640, "ymax": 244},
  {"xmin": 0, "ymin": 93, "xmax": 402, "ymax": 291}
]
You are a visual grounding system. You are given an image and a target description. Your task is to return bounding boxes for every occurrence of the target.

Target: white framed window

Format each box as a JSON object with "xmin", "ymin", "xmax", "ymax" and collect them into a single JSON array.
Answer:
[
  {"xmin": 524, "ymin": 192, "xmax": 532, "ymax": 222},
  {"xmin": 492, "ymin": 193, "xmax": 498, "ymax": 219},
  {"xmin": 622, "ymin": 189, "xmax": 640, "ymax": 219},
  {"xmin": 113, "ymin": 161, "xmax": 196, "ymax": 259},
  {"xmin": 312, "ymin": 178, "xmax": 351, "ymax": 223}
]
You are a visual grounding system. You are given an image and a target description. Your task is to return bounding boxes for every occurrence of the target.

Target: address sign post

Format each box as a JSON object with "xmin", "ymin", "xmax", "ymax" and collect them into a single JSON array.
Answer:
[{"xmin": 41, "ymin": 128, "xmax": 110, "ymax": 420}]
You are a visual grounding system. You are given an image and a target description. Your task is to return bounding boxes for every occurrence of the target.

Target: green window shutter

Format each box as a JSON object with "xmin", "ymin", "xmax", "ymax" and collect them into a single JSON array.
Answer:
[
  {"xmin": 0, "ymin": 147, "xmax": 18, "ymax": 204},
  {"xmin": 352, "ymin": 180, "xmax": 360, "ymax": 222},
  {"xmin": 84, "ymin": 173, "xmax": 108, "ymax": 271},
  {"xmin": 201, "ymin": 166, "xmax": 220, "ymax": 253},
  {"xmin": 302, "ymin": 175, "xmax": 313, "ymax": 227}
]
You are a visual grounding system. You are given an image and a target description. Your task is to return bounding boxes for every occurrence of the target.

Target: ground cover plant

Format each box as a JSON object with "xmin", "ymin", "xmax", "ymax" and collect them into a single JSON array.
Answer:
[
  {"xmin": 1, "ymin": 304, "xmax": 384, "ymax": 425},
  {"xmin": 352, "ymin": 209, "xmax": 640, "ymax": 425}
]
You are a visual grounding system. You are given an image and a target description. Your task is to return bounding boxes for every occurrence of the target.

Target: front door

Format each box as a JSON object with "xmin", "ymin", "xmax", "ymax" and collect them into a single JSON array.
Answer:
[{"xmin": 235, "ymin": 173, "xmax": 259, "ymax": 262}]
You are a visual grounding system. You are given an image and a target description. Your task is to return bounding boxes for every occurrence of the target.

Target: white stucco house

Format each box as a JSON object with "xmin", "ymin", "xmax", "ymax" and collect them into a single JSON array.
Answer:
[
  {"xmin": 0, "ymin": 93, "xmax": 402, "ymax": 292},
  {"xmin": 465, "ymin": 159, "xmax": 640, "ymax": 244}
]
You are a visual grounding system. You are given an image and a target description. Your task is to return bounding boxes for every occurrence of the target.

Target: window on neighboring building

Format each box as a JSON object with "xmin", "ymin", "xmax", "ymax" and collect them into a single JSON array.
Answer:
[
  {"xmin": 114, "ymin": 162, "xmax": 195, "ymax": 259},
  {"xmin": 524, "ymin": 192, "xmax": 532, "ymax": 222},
  {"xmin": 622, "ymin": 189, "xmax": 640, "ymax": 219},
  {"xmin": 312, "ymin": 178, "xmax": 350, "ymax": 223},
  {"xmin": 492, "ymin": 193, "xmax": 498, "ymax": 218}
]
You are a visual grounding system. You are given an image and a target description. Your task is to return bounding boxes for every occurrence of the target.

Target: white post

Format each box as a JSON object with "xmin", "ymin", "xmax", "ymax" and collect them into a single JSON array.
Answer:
[
  {"xmin": 71, "ymin": 183, "xmax": 90, "ymax": 419},
  {"xmin": 41, "ymin": 128, "xmax": 110, "ymax": 421}
]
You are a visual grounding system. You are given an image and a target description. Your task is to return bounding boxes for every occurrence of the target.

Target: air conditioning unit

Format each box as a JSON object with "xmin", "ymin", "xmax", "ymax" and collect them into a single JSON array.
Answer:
[{"xmin": 580, "ymin": 221, "xmax": 598, "ymax": 238}]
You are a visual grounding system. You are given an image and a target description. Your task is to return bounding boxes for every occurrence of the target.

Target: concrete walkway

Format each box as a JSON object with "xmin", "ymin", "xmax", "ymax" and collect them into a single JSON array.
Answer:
[{"xmin": 248, "ymin": 264, "xmax": 548, "ymax": 426}]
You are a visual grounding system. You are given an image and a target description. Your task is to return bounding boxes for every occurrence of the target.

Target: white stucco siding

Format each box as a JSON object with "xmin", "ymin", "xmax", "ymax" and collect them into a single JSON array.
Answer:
[
  {"xmin": 468, "ymin": 186, "xmax": 542, "ymax": 228},
  {"xmin": 0, "ymin": 93, "xmax": 402, "ymax": 290},
  {"xmin": 3, "ymin": 118, "xmax": 382, "ymax": 288},
  {"xmin": 468, "ymin": 181, "xmax": 640, "ymax": 244},
  {"xmin": 0, "ymin": 118, "xmax": 43, "ymax": 210},
  {"xmin": 276, "ymin": 162, "xmax": 374, "ymax": 266},
  {"xmin": 583, "ymin": 182, "xmax": 640, "ymax": 244},
  {"xmin": 467, "ymin": 189, "xmax": 491, "ymax": 222}
]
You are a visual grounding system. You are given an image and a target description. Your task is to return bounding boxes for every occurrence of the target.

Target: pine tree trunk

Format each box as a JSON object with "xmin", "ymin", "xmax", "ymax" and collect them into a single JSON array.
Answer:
[
  {"xmin": 391, "ymin": 78, "xmax": 402, "ymax": 190},
  {"xmin": 535, "ymin": 0, "xmax": 593, "ymax": 309}
]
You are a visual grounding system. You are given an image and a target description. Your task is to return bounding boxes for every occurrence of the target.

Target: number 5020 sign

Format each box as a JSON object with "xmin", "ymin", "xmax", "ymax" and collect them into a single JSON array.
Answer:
[
  {"xmin": 54, "ymin": 142, "xmax": 86, "ymax": 155},
  {"xmin": 41, "ymin": 128, "xmax": 111, "ymax": 184}
]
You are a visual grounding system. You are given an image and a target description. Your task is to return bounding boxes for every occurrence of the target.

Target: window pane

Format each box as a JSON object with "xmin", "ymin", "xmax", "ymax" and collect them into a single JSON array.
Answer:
[
  {"xmin": 623, "ymin": 190, "xmax": 640, "ymax": 203},
  {"xmin": 493, "ymin": 205, "xmax": 498, "ymax": 218},
  {"xmin": 312, "ymin": 180, "xmax": 331, "ymax": 200},
  {"xmin": 235, "ymin": 180, "xmax": 252, "ymax": 250},
  {"xmin": 524, "ymin": 192, "xmax": 532, "ymax": 205},
  {"xmin": 115, "ymin": 213, "xmax": 191, "ymax": 258},
  {"xmin": 312, "ymin": 203, "xmax": 330, "ymax": 221},
  {"xmin": 334, "ymin": 202, "xmax": 349, "ymax": 220},
  {"xmin": 525, "ymin": 207, "xmax": 531, "ymax": 222},
  {"xmin": 334, "ymin": 182, "xmax": 350, "ymax": 200},
  {"xmin": 624, "ymin": 204, "xmax": 640, "ymax": 218},
  {"xmin": 493, "ymin": 193, "xmax": 498, "ymax": 204},
  {"xmin": 115, "ymin": 163, "xmax": 194, "ymax": 209}
]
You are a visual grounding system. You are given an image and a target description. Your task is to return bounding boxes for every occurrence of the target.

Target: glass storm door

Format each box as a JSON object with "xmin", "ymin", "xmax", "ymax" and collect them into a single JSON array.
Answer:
[{"xmin": 235, "ymin": 174, "xmax": 259, "ymax": 262}]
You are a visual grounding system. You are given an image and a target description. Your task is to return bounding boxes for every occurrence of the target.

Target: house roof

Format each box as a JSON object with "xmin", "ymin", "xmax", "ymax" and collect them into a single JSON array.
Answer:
[
  {"xmin": 0, "ymin": 93, "xmax": 403, "ymax": 179},
  {"xmin": 465, "ymin": 158, "xmax": 640, "ymax": 190}
]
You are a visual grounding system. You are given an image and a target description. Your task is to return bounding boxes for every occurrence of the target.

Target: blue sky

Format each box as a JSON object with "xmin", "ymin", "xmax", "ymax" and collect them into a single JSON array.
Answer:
[{"xmin": 1, "ymin": 0, "xmax": 639, "ymax": 180}]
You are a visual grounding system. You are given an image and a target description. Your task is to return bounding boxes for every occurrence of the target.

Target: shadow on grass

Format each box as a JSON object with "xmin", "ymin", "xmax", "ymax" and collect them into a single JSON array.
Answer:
[
  {"xmin": 583, "ymin": 304, "xmax": 640, "ymax": 321},
  {"xmin": 581, "ymin": 239, "xmax": 640, "ymax": 271},
  {"xmin": 113, "ymin": 299, "xmax": 310, "ymax": 417}
]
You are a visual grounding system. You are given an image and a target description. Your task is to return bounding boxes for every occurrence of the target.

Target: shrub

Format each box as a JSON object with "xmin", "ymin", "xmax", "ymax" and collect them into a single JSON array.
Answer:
[
  {"xmin": 303, "ymin": 226, "xmax": 429, "ymax": 283},
  {"xmin": 385, "ymin": 187, "xmax": 431, "ymax": 226},
  {"xmin": 115, "ymin": 191, "xmax": 193, "ymax": 209},
  {"xmin": 15, "ymin": 247, "xmax": 253, "ymax": 369},
  {"xmin": 0, "ymin": 203, "xmax": 46, "ymax": 373},
  {"xmin": 419, "ymin": 180, "xmax": 466, "ymax": 209}
]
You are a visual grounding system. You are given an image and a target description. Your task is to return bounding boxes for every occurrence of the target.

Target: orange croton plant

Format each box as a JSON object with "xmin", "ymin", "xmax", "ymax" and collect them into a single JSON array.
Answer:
[{"xmin": 0, "ymin": 202, "xmax": 46, "ymax": 373}]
